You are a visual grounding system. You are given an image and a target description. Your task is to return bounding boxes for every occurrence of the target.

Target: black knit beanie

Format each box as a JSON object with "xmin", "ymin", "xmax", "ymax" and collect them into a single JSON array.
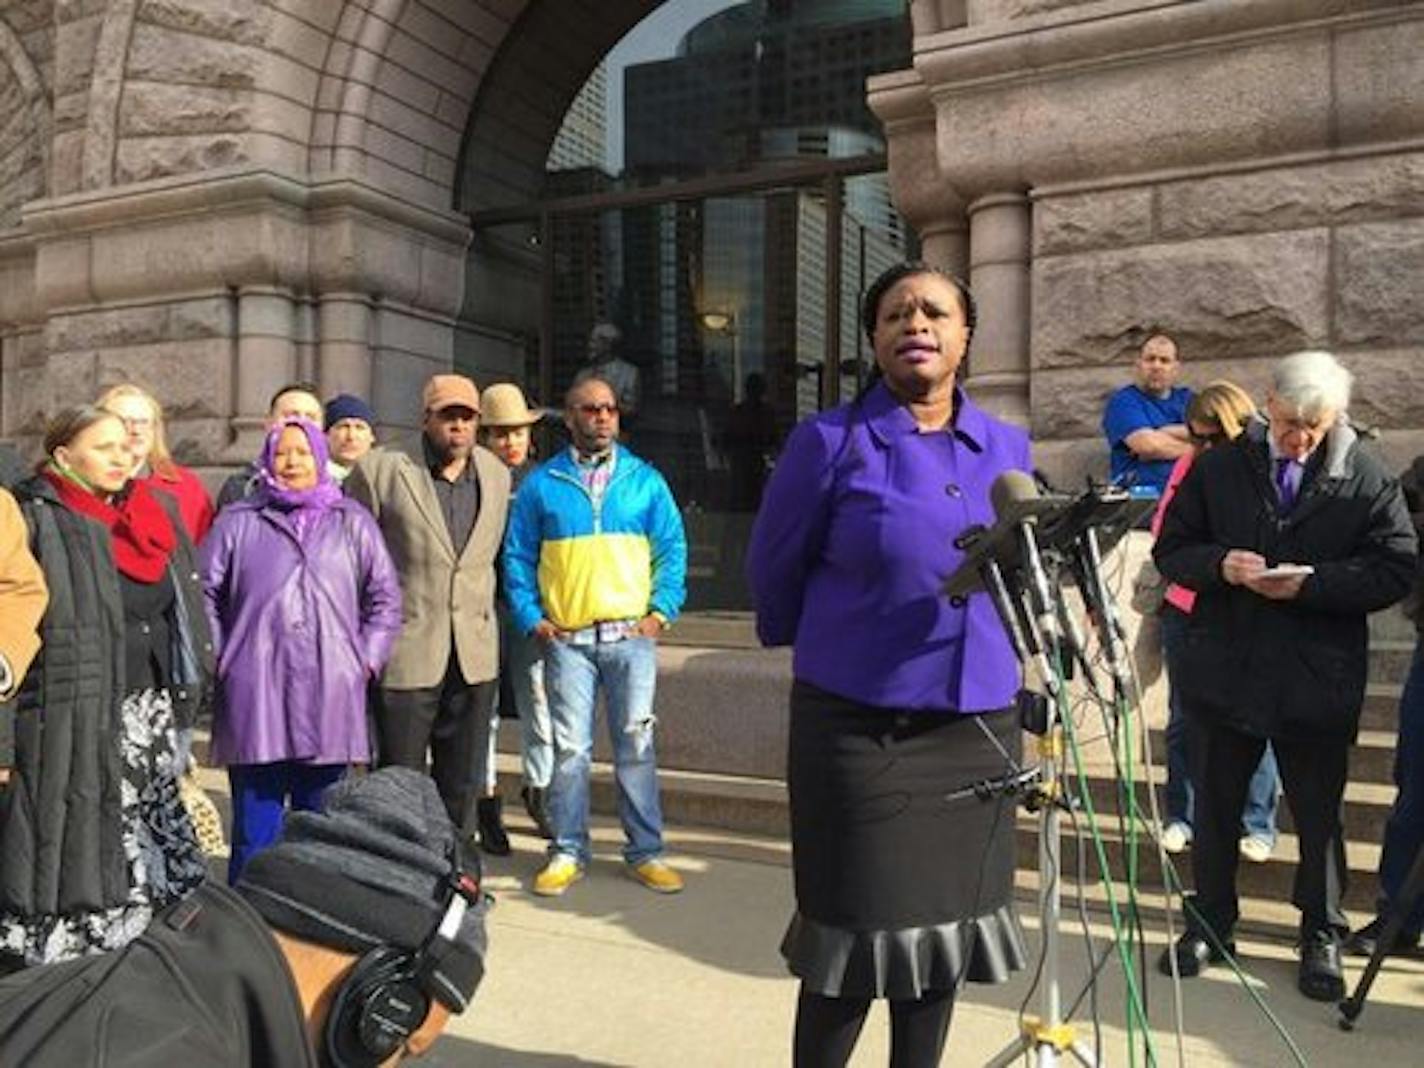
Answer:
[{"xmin": 236, "ymin": 767, "xmax": 487, "ymax": 1012}]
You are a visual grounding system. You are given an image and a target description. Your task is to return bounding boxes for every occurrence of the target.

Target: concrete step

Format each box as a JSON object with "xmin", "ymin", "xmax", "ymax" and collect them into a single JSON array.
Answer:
[{"xmin": 1012, "ymin": 808, "xmax": 1383, "ymax": 914}]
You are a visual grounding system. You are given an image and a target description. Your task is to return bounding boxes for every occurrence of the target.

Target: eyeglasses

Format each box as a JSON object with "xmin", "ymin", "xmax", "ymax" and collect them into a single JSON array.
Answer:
[
  {"xmin": 121, "ymin": 417, "xmax": 154, "ymax": 431},
  {"xmin": 576, "ymin": 403, "xmax": 618, "ymax": 416},
  {"xmin": 1188, "ymin": 429, "xmax": 1226, "ymax": 447}
]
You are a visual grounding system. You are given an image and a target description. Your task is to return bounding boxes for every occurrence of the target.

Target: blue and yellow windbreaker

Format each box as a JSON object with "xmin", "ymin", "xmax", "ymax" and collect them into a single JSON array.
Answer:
[{"xmin": 503, "ymin": 446, "xmax": 687, "ymax": 634}]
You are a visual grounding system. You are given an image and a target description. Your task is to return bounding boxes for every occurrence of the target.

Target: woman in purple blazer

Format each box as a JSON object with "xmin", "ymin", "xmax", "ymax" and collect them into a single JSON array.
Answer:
[
  {"xmin": 748, "ymin": 263, "xmax": 1030, "ymax": 1067},
  {"xmin": 201, "ymin": 418, "xmax": 402, "ymax": 882}
]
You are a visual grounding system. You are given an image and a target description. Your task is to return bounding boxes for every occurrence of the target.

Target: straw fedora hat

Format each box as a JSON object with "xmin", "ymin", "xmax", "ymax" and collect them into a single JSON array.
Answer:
[{"xmin": 480, "ymin": 382, "xmax": 541, "ymax": 428}]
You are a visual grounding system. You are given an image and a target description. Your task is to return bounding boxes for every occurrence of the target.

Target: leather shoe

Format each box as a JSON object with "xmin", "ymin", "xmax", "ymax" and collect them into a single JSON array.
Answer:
[
  {"xmin": 1158, "ymin": 930, "xmax": 1234, "ymax": 978},
  {"xmin": 1298, "ymin": 932, "xmax": 1345, "ymax": 1002},
  {"xmin": 1345, "ymin": 917, "xmax": 1423, "ymax": 959}
]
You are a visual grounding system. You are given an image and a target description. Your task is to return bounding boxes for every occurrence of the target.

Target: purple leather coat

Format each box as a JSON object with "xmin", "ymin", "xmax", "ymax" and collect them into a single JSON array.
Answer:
[{"xmin": 200, "ymin": 497, "xmax": 402, "ymax": 766}]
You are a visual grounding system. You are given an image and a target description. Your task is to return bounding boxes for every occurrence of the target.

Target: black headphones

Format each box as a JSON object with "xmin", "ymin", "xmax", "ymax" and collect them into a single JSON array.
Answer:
[{"xmin": 322, "ymin": 843, "xmax": 482, "ymax": 1068}]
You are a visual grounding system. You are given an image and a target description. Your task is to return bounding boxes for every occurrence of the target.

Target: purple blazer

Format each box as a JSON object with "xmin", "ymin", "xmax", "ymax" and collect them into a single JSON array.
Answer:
[
  {"xmin": 746, "ymin": 382, "xmax": 1030, "ymax": 713},
  {"xmin": 200, "ymin": 497, "xmax": 402, "ymax": 765}
]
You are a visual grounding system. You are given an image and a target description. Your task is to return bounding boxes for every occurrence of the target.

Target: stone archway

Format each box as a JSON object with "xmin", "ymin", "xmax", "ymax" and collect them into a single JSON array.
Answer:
[{"xmin": 0, "ymin": 0, "xmax": 673, "ymax": 461}]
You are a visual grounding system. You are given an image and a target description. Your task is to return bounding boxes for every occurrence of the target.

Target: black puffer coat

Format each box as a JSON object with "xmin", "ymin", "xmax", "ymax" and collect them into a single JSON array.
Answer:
[
  {"xmin": 0, "ymin": 476, "xmax": 214, "ymax": 915},
  {"xmin": 1154, "ymin": 418, "xmax": 1417, "ymax": 742}
]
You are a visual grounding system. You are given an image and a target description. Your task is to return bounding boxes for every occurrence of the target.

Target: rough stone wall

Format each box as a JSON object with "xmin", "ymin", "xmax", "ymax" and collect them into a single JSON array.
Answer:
[
  {"xmin": 0, "ymin": 1, "xmax": 52, "ymax": 228},
  {"xmin": 1031, "ymin": 158, "xmax": 1424, "ymax": 482},
  {"xmin": 874, "ymin": 0, "xmax": 1424, "ymax": 483}
]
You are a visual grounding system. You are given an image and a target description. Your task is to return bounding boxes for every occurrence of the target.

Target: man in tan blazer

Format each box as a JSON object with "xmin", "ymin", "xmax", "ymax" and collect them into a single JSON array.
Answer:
[
  {"xmin": 0, "ymin": 485, "xmax": 48, "ymax": 785},
  {"xmin": 347, "ymin": 374, "xmax": 510, "ymax": 845}
]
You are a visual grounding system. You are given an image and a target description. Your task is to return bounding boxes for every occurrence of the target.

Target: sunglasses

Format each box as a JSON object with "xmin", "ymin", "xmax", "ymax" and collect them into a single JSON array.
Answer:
[
  {"xmin": 1189, "ymin": 428, "xmax": 1226, "ymax": 447},
  {"xmin": 576, "ymin": 403, "xmax": 619, "ymax": 416}
]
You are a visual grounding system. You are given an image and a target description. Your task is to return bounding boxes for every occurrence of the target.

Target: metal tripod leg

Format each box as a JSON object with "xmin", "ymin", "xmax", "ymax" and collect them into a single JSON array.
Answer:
[
  {"xmin": 1338, "ymin": 843, "xmax": 1424, "ymax": 1031},
  {"xmin": 985, "ymin": 728, "xmax": 1100, "ymax": 1068}
]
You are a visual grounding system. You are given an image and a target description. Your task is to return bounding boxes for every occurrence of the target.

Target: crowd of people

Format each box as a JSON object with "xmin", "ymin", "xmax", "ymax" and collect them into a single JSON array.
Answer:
[{"xmin": 0, "ymin": 260, "xmax": 1419, "ymax": 1065}]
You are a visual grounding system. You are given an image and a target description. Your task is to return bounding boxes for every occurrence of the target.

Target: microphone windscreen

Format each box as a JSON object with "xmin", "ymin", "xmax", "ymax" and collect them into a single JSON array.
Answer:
[{"xmin": 990, "ymin": 469, "xmax": 1039, "ymax": 518}]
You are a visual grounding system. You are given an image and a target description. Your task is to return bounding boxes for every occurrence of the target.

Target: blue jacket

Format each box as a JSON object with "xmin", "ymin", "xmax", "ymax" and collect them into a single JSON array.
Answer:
[{"xmin": 503, "ymin": 446, "xmax": 687, "ymax": 634}]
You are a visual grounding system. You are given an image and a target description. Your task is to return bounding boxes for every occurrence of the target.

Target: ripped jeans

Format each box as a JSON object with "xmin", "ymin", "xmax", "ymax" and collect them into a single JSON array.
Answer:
[{"xmin": 543, "ymin": 635, "xmax": 665, "ymax": 866}]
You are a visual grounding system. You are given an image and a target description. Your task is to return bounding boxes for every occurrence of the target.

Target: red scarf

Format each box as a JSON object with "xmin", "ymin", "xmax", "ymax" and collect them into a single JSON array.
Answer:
[{"xmin": 43, "ymin": 469, "xmax": 178, "ymax": 583}]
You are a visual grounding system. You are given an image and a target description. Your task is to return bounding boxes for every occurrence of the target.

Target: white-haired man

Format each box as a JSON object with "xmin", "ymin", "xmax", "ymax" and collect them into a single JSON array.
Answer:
[{"xmin": 1153, "ymin": 351, "xmax": 1417, "ymax": 1001}]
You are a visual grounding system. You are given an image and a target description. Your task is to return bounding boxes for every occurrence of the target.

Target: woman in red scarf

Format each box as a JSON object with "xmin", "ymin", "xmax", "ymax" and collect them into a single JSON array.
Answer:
[{"xmin": 0, "ymin": 406, "xmax": 214, "ymax": 968}]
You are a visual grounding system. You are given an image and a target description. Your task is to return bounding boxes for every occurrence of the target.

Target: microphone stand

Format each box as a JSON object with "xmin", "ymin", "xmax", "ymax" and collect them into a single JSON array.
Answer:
[{"xmin": 983, "ymin": 554, "xmax": 1099, "ymax": 1068}]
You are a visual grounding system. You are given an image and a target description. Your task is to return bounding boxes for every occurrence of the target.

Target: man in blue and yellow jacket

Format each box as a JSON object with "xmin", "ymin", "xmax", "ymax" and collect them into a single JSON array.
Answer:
[{"xmin": 504, "ymin": 374, "xmax": 687, "ymax": 898}]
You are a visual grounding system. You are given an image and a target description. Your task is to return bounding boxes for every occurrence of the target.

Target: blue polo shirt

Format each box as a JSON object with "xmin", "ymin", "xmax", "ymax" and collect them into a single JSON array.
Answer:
[{"xmin": 1103, "ymin": 384, "xmax": 1192, "ymax": 495}]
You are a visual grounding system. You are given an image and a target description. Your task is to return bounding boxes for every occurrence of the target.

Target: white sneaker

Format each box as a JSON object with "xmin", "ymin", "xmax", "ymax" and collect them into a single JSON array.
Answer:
[
  {"xmin": 1239, "ymin": 835, "xmax": 1273, "ymax": 863},
  {"xmin": 1161, "ymin": 821, "xmax": 1191, "ymax": 854}
]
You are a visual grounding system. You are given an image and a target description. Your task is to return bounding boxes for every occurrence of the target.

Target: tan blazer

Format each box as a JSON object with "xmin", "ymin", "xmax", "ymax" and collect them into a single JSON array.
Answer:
[
  {"xmin": 347, "ymin": 437, "xmax": 510, "ymax": 689},
  {"xmin": 0, "ymin": 487, "xmax": 46, "ymax": 699}
]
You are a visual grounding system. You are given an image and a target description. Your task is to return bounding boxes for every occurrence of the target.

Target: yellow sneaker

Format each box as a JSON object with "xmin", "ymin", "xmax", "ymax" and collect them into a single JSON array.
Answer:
[
  {"xmin": 532, "ymin": 855, "xmax": 584, "ymax": 897},
  {"xmin": 627, "ymin": 858, "xmax": 684, "ymax": 894}
]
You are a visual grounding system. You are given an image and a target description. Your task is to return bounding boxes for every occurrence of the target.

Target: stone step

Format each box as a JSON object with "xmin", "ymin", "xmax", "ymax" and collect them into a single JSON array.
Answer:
[
  {"xmin": 1139, "ymin": 726, "xmax": 1398, "ymax": 787},
  {"xmin": 1368, "ymin": 640, "xmax": 1415, "ymax": 686}
]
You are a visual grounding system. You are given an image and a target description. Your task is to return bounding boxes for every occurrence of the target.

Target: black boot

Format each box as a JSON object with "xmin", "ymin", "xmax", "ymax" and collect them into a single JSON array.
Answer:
[
  {"xmin": 477, "ymin": 795, "xmax": 511, "ymax": 856},
  {"xmin": 522, "ymin": 785, "xmax": 554, "ymax": 840}
]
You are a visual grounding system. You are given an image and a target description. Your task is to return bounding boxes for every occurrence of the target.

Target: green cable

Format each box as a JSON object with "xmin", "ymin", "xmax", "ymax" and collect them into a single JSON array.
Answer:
[{"xmin": 1058, "ymin": 682, "xmax": 1159, "ymax": 1066}]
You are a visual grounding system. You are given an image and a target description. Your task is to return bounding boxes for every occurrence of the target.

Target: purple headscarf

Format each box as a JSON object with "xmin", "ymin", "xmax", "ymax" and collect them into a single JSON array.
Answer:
[{"xmin": 256, "ymin": 418, "xmax": 343, "ymax": 539}]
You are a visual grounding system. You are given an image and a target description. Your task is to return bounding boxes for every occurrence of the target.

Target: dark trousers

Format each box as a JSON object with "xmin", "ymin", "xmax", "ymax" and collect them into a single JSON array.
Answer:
[
  {"xmin": 1188, "ymin": 713, "xmax": 1349, "ymax": 940},
  {"xmin": 376, "ymin": 656, "xmax": 496, "ymax": 838},
  {"xmin": 1378, "ymin": 642, "xmax": 1424, "ymax": 930}
]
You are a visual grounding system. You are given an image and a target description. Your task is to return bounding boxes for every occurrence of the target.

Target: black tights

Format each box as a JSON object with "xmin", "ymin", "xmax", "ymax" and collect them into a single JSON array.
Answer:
[{"xmin": 793, "ymin": 987, "xmax": 956, "ymax": 1068}]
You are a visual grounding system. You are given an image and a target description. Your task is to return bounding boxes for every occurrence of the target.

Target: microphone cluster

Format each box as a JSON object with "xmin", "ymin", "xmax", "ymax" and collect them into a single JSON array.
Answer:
[{"xmin": 945, "ymin": 472, "xmax": 1154, "ymax": 718}]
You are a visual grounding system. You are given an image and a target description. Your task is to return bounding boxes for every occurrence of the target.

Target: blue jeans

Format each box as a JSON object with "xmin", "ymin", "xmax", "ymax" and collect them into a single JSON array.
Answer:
[
  {"xmin": 1160, "ymin": 605, "xmax": 1279, "ymax": 842},
  {"xmin": 227, "ymin": 761, "xmax": 347, "ymax": 884},
  {"xmin": 486, "ymin": 616, "xmax": 555, "ymax": 791},
  {"xmin": 1378, "ymin": 642, "xmax": 1424, "ymax": 931},
  {"xmin": 544, "ymin": 636, "xmax": 664, "ymax": 866}
]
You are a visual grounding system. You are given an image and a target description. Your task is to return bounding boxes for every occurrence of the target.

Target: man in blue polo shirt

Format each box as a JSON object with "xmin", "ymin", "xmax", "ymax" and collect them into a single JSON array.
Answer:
[{"xmin": 1102, "ymin": 332, "xmax": 1193, "ymax": 496}]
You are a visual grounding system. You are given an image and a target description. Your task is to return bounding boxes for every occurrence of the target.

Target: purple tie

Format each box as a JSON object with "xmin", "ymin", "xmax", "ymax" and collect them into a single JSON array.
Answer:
[{"xmin": 1275, "ymin": 458, "xmax": 1298, "ymax": 512}]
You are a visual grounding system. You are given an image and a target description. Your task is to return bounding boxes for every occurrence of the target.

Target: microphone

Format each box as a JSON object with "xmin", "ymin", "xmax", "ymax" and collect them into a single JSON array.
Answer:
[{"xmin": 991, "ymin": 471, "xmax": 1061, "ymax": 659}]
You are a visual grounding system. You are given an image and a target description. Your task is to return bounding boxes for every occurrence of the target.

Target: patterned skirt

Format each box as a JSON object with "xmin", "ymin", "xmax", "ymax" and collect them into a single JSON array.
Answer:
[{"xmin": 0, "ymin": 688, "xmax": 207, "ymax": 966}]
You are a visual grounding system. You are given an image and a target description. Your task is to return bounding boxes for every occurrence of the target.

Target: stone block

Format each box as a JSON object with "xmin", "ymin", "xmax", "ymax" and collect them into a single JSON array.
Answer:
[
  {"xmin": 1159, "ymin": 154, "xmax": 1424, "ymax": 240},
  {"xmin": 114, "ymin": 134, "xmax": 248, "ymax": 184},
  {"xmin": 1335, "ymin": 219, "xmax": 1424, "ymax": 346},
  {"xmin": 384, "ymin": 28, "xmax": 478, "ymax": 101},
  {"xmin": 97, "ymin": 339, "xmax": 232, "ymax": 420},
  {"xmin": 47, "ymin": 302, "xmax": 175, "ymax": 351},
  {"xmin": 247, "ymin": 92, "xmax": 315, "ymax": 144},
  {"xmin": 52, "ymin": 90, "xmax": 89, "ymax": 128},
  {"xmin": 374, "ymin": 58, "xmax": 443, "ymax": 114},
  {"xmin": 49, "ymin": 129, "xmax": 84, "ymax": 195},
  {"xmin": 53, "ymin": 13, "xmax": 101, "ymax": 97},
  {"xmin": 376, "ymin": 306, "xmax": 450, "ymax": 361},
  {"xmin": 934, "ymin": 33, "xmax": 1332, "ymax": 194},
  {"xmin": 421, "ymin": 0, "xmax": 510, "ymax": 50},
  {"xmin": 0, "ymin": 250, "xmax": 37, "ymax": 324},
  {"xmin": 1032, "ymin": 230, "xmax": 1331, "ymax": 370},
  {"xmin": 363, "ymin": 123, "xmax": 427, "ymax": 178},
  {"xmin": 362, "ymin": 154, "xmax": 446, "ymax": 211},
  {"xmin": 1335, "ymin": 18, "xmax": 1424, "ymax": 148},
  {"xmin": 267, "ymin": 0, "xmax": 342, "ymax": 34},
  {"xmin": 371, "ymin": 347, "xmax": 444, "ymax": 427},
  {"xmin": 395, "ymin": 1, "xmax": 467, "ymax": 63},
  {"xmin": 118, "ymin": 83, "xmax": 251, "ymax": 136},
  {"xmin": 1341, "ymin": 349, "xmax": 1424, "ymax": 431},
  {"xmin": 1033, "ymin": 187, "xmax": 1153, "ymax": 255},
  {"xmin": 967, "ymin": 0, "xmax": 1100, "ymax": 22},
  {"xmin": 126, "ymin": 22, "xmax": 261, "ymax": 89},
  {"xmin": 1030, "ymin": 436, "xmax": 1109, "ymax": 492},
  {"xmin": 136, "ymin": 0, "xmax": 268, "ymax": 46},
  {"xmin": 263, "ymin": 5, "xmax": 332, "ymax": 69},
  {"xmin": 368, "ymin": 88, "xmax": 460, "ymax": 160}
]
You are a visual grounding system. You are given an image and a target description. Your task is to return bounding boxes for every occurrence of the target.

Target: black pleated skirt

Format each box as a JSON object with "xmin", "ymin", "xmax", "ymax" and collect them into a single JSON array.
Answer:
[{"xmin": 783, "ymin": 680, "xmax": 1027, "ymax": 999}]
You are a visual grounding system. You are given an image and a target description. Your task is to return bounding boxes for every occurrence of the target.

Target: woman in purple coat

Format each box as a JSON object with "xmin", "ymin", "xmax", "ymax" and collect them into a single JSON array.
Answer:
[
  {"xmin": 201, "ymin": 418, "xmax": 402, "ymax": 882},
  {"xmin": 748, "ymin": 264, "xmax": 1029, "ymax": 1067}
]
